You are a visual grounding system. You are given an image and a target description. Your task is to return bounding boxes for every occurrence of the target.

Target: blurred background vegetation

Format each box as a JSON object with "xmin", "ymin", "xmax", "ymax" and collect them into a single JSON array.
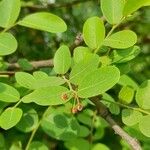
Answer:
[{"xmin": 0, "ymin": 0, "xmax": 150, "ymax": 149}]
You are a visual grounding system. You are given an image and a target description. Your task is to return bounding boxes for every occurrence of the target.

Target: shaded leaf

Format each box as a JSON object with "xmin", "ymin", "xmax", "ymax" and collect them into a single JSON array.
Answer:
[{"xmin": 29, "ymin": 141, "xmax": 48, "ymax": 150}]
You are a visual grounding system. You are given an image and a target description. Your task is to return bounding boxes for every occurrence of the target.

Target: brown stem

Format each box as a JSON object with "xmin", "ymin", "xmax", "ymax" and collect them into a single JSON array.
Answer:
[{"xmin": 90, "ymin": 97, "xmax": 142, "ymax": 150}]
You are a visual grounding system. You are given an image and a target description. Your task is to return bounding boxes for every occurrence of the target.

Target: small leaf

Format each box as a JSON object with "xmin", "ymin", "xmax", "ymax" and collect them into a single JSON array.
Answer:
[
  {"xmin": 29, "ymin": 141, "xmax": 48, "ymax": 150},
  {"xmin": 118, "ymin": 75, "xmax": 139, "ymax": 90},
  {"xmin": 101, "ymin": 0, "xmax": 124, "ymax": 24},
  {"xmin": 73, "ymin": 46, "xmax": 91, "ymax": 63},
  {"xmin": 83, "ymin": 16, "xmax": 105, "ymax": 50},
  {"xmin": 136, "ymin": 80, "xmax": 150, "ymax": 109},
  {"xmin": 119, "ymin": 86, "xmax": 134, "ymax": 104},
  {"xmin": 111, "ymin": 46, "xmax": 141, "ymax": 63},
  {"xmin": 103, "ymin": 30, "xmax": 137, "ymax": 49},
  {"xmin": 16, "ymin": 105, "xmax": 39, "ymax": 133},
  {"xmin": 0, "ymin": 0, "xmax": 21, "ymax": 28},
  {"xmin": 65, "ymin": 138, "xmax": 90, "ymax": 150},
  {"xmin": 18, "ymin": 12, "xmax": 67, "ymax": 33},
  {"xmin": 78, "ymin": 66, "xmax": 120, "ymax": 98},
  {"xmin": 54, "ymin": 45, "xmax": 71, "ymax": 74},
  {"xmin": 70, "ymin": 53, "xmax": 99, "ymax": 85},
  {"xmin": 21, "ymin": 86, "xmax": 71, "ymax": 106},
  {"xmin": 0, "ymin": 33, "xmax": 18, "ymax": 56},
  {"xmin": 122, "ymin": 109, "xmax": 142, "ymax": 126},
  {"xmin": 41, "ymin": 109, "xmax": 79, "ymax": 141},
  {"xmin": 15, "ymin": 72, "xmax": 36, "ymax": 89},
  {"xmin": 123, "ymin": 0, "xmax": 150, "ymax": 16},
  {"xmin": 17, "ymin": 59, "xmax": 33, "ymax": 71},
  {"xmin": 0, "ymin": 107, "xmax": 22, "ymax": 130},
  {"xmin": 139, "ymin": 115, "xmax": 150, "ymax": 137},
  {"xmin": 0, "ymin": 82, "xmax": 20, "ymax": 103},
  {"xmin": 92, "ymin": 143, "xmax": 110, "ymax": 150}
]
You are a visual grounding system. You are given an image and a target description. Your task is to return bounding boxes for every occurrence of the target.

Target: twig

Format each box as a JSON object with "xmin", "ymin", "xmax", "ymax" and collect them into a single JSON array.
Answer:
[{"xmin": 90, "ymin": 97, "xmax": 142, "ymax": 150}]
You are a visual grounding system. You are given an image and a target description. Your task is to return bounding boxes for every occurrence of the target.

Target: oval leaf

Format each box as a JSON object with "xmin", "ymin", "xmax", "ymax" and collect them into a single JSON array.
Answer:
[
  {"xmin": 123, "ymin": 0, "xmax": 150, "ymax": 16},
  {"xmin": 0, "ymin": 0, "xmax": 21, "ymax": 28},
  {"xmin": 122, "ymin": 109, "xmax": 142, "ymax": 126},
  {"xmin": 103, "ymin": 30, "xmax": 137, "ymax": 49},
  {"xmin": 29, "ymin": 141, "xmax": 48, "ymax": 150},
  {"xmin": 0, "ymin": 82, "xmax": 20, "ymax": 103},
  {"xmin": 78, "ymin": 66, "xmax": 120, "ymax": 98},
  {"xmin": 54, "ymin": 45, "xmax": 71, "ymax": 74},
  {"xmin": 21, "ymin": 86, "xmax": 71, "ymax": 106},
  {"xmin": 0, "ymin": 33, "xmax": 18, "ymax": 56},
  {"xmin": 15, "ymin": 72, "xmax": 36, "ymax": 89},
  {"xmin": 139, "ymin": 115, "xmax": 150, "ymax": 137},
  {"xmin": 70, "ymin": 53, "xmax": 99, "ymax": 85},
  {"xmin": 83, "ymin": 16, "xmax": 105, "ymax": 50},
  {"xmin": 41, "ymin": 109, "xmax": 79, "ymax": 141},
  {"xmin": 101, "ymin": 0, "xmax": 124, "ymax": 24},
  {"xmin": 136, "ymin": 80, "xmax": 150, "ymax": 109},
  {"xmin": 0, "ymin": 107, "xmax": 22, "ymax": 130},
  {"xmin": 16, "ymin": 106, "xmax": 39, "ymax": 133},
  {"xmin": 18, "ymin": 12, "xmax": 67, "ymax": 33}
]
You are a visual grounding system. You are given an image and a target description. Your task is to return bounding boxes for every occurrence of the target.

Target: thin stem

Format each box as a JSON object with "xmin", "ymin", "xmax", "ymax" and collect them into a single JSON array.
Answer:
[
  {"xmin": 1, "ymin": 23, "xmax": 17, "ymax": 33},
  {"xmin": 25, "ymin": 106, "xmax": 50, "ymax": 150},
  {"xmin": 103, "ymin": 99, "xmax": 150, "ymax": 115},
  {"xmin": 62, "ymin": 76, "xmax": 74, "ymax": 92},
  {"xmin": 13, "ymin": 100, "xmax": 22, "ymax": 108}
]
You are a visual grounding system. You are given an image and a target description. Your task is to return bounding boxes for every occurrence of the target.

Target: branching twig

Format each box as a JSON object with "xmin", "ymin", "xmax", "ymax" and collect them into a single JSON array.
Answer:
[{"xmin": 90, "ymin": 97, "xmax": 142, "ymax": 150}]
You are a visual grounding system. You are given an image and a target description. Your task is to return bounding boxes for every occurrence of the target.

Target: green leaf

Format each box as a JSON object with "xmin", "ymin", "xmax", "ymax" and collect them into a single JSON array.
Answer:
[
  {"xmin": 111, "ymin": 46, "xmax": 141, "ymax": 63},
  {"xmin": 83, "ymin": 16, "xmax": 105, "ymax": 50},
  {"xmin": 33, "ymin": 77, "xmax": 65, "ymax": 89},
  {"xmin": 136, "ymin": 80, "xmax": 150, "ymax": 109},
  {"xmin": 0, "ymin": 82, "xmax": 20, "ymax": 103},
  {"xmin": 16, "ymin": 105, "xmax": 39, "ymax": 133},
  {"xmin": 78, "ymin": 125, "xmax": 90, "ymax": 137},
  {"xmin": 102, "ymin": 93, "xmax": 120, "ymax": 115},
  {"xmin": 65, "ymin": 138, "xmax": 90, "ymax": 150},
  {"xmin": 0, "ymin": 33, "xmax": 18, "ymax": 56},
  {"xmin": 119, "ymin": 86, "xmax": 134, "ymax": 104},
  {"xmin": 15, "ymin": 72, "xmax": 36, "ymax": 89},
  {"xmin": 118, "ymin": 74, "xmax": 139, "ymax": 90},
  {"xmin": 33, "ymin": 71, "xmax": 48, "ymax": 79},
  {"xmin": 123, "ymin": 0, "xmax": 150, "ymax": 16},
  {"xmin": 139, "ymin": 115, "xmax": 150, "ymax": 137},
  {"xmin": 21, "ymin": 86, "xmax": 72, "ymax": 106},
  {"xmin": 54, "ymin": 45, "xmax": 71, "ymax": 74},
  {"xmin": 29, "ymin": 141, "xmax": 48, "ymax": 150},
  {"xmin": 103, "ymin": 30, "xmax": 137, "ymax": 49},
  {"xmin": 70, "ymin": 53, "xmax": 99, "ymax": 85},
  {"xmin": 0, "ymin": 133, "xmax": 5, "ymax": 148},
  {"xmin": 78, "ymin": 66, "xmax": 120, "ymax": 98},
  {"xmin": 101, "ymin": 0, "xmax": 124, "ymax": 24},
  {"xmin": 92, "ymin": 143, "xmax": 110, "ymax": 150},
  {"xmin": 41, "ymin": 109, "xmax": 79, "ymax": 141},
  {"xmin": 18, "ymin": 12, "xmax": 67, "ymax": 33},
  {"xmin": 122, "ymin": 109, "xmax": 142, "ymax": 126},
  {"xmin": 15, "ymin": 72, "xmax": 65, "ymax": 89},
  {"xmin": 0, "ymin": 107, "xmax": 22, "ymax": 130},
  {"xmin": 0, "ymin": 0, "xmax": 21, "ymax": 28},
  {"xmin": 73, "ymin": 46, "xmax": 91, "ymax": 63},
  {"xmin": 17, "ymin": 59, "xmax": 33, "ymax": 71}
]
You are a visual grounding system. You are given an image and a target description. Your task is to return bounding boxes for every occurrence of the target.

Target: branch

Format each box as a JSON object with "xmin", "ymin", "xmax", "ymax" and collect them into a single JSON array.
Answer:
[
  {"xmin": 90, "ymin": 97, "xmax": 142, "ymax": 150},
  {"xmin": 22, "ymin": 0, "xmax": 96, "ymax": 9}
]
